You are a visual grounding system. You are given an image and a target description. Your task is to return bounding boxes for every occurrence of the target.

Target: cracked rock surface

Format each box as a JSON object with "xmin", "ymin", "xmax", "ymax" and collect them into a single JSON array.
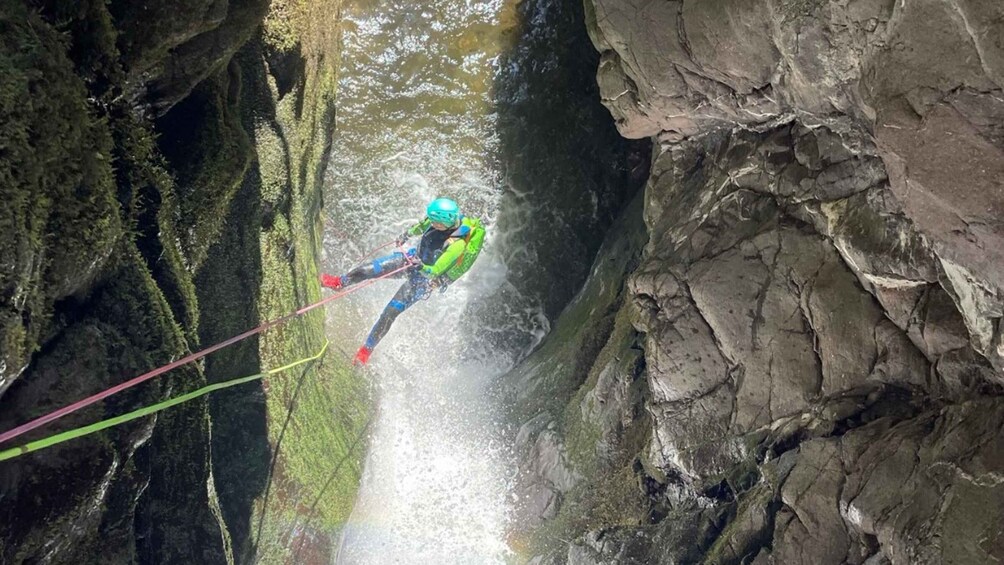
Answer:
[{"xmin": 504, "ymin": 0, "xmax": 1004, "ymax": 562}]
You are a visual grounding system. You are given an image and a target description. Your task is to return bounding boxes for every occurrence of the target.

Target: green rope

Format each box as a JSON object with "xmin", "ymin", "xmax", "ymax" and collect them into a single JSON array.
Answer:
[{"xmin": 0, "ymin": 340, "xmax": 330, "ymax": 463}]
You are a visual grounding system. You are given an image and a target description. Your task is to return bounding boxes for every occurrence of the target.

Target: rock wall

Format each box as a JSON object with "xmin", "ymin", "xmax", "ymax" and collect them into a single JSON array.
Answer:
[
  {"xmin": 475, "ymin": 0, "xmax": 650, "ymax": 362},
  {"xmin": 588, "ymin": 0, "xmax": 1004, "ymax": 373},
  {"xmin": 506, "ymin": 0, "xmax": 1004, "ymax": 563},
  {"xmin": 0, "ymin": 1, "xmax": 283, "ymax": 562},
  {"xmin": 111, "ymin": 0, "xmax": 270, "ymax": 115}
]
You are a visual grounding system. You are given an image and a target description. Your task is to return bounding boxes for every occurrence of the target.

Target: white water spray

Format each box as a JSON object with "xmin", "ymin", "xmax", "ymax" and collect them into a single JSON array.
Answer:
[{"xmin": 324, "ymin": 1, "xmax": 516, "ymax": 562}]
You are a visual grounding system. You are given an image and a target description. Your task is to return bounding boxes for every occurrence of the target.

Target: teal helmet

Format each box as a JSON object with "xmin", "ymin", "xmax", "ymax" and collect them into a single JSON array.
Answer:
[{"xmin": 427, "ymin": 197, "xmax": 461, "ymax": 226}]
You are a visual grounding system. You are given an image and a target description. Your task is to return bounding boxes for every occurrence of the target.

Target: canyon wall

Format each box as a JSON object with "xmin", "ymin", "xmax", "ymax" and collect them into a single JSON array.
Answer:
[{"xmin": 505, "ymin": 0, "xmax": 1004, "ymax": 563}]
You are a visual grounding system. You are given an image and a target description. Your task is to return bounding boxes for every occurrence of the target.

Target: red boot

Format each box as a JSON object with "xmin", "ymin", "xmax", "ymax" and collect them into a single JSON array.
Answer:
[
  {"xmin": 321, "ymin": 274, "xmax": 343, "ymax": 289},
  {"xmin": 353, "ymin": 346, "xmax": 372, "ymax": 366}
]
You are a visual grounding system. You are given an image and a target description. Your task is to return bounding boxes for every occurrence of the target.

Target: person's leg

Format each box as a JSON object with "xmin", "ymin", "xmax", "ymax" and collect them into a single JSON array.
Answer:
[
  {"xmin": 354, "ymin": 274, "xmax": 431, "ymax": 364},
  {"xmin": 321, "ymin": 250, "xmax": 414, "ymax": 289}
]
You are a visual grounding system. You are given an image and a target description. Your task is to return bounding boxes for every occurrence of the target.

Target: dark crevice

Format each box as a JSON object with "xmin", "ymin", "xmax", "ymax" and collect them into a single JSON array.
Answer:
[
  {"xmin": 264, "ymin": 42, "xmax": 305, "ymax": 101},
  {"xmin": 765, "ymin": 385, "xmax": 929, "ymax": 462},
  {"xmin": 703, "ymin": 478, "xmax": 737, "ymax": 503},
  {"xmin": 861, "ymin": 533, "xmax": 882, "ymax": 560},
  {"xmin": 193, "ymin": 40, "xmax": 271, "ymax": 557}
]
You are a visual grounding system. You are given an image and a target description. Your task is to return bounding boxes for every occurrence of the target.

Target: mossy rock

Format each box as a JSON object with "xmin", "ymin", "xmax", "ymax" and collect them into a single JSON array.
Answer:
[
  {"xmin": 32, "ymin": 0, "xmax": 122, "ymax": 87},
  {"xmin": 0, "ymin": 1, "xmax": 121, "ymax": 394},
  {"xmin": 111, "ymin": 0, "xmax": 229, "ymax": 76},
  {"xmin": 111, "ymin": 112, "xmax": 201, "ymax": 343},
  {"xmin": 702, "ymin": 483, "xmax": 779, "ymax": 565},
  {"xmin": 0, "ymin": 243, "xmax": 193, "ymax": 563},
  {"xmin": 157, "ymin": 62, "xmax": 254, "ymax": 269},
  {"xmin": 0, "ymin": 1, "xmax": 351, "ymax": 561},
  {"xmin": 112, "ymin": 0, "xmax": 269, "ymax": 114}
]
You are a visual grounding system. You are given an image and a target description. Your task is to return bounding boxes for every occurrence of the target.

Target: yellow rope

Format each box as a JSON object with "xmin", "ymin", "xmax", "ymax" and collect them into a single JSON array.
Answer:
[{"xmin": 0, "ymin": 341, "xmax": 330, "ymax": 463}]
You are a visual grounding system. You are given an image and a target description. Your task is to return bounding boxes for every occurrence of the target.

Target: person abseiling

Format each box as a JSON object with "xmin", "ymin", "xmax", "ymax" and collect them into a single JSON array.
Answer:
[{"xmin": 320, "ymin": 197, "xmax": 486, "ymax": 365}]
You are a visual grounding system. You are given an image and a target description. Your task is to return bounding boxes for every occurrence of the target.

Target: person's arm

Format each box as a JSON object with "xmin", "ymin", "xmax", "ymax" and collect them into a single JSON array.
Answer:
[
  {"xmin": 407, "ymin": 218, "xmax": 431, "ymax": 236},
  {"xmin": 397, "ymin": 218, "xmax": 432, "ymax": 244}
]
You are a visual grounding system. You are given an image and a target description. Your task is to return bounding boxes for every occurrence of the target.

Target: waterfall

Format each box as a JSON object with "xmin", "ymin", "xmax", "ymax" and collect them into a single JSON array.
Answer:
[{"xmin": 325, "ymin": 1, "xmax": 515, "ymax": 562}]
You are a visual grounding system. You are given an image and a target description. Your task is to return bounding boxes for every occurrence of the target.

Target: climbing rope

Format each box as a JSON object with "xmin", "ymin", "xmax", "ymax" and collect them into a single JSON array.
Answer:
[
  {"xmin": 0, "ymin": 240, "xmax": 412, "ymax": 446},
  {"xmin": 0, "ymin": 341, "xmax": 330, "ymax": 462},
  {"xmin": 244, "ymin": 343, "xmax": 330, "ymax": 564},
  {"xmin": 245, "ymin": 340, "xmax": 374, "ymax": 565},
  {"xmin": 291, "ymin": 413, "xmax": 375, "ymax": 563}
]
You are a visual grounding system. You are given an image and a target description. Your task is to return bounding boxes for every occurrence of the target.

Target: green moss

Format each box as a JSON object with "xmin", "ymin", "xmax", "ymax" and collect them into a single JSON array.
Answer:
[
  {"xmin": 255, "ymin": 120, "xmax": 292, "ymax": 209},
  {"xmin": 507, "ymin": 189, "xmax": 650, "ymax": 560},
  {"xmin": 520, "ymin": 306, "xmax": 651, "ymax": 558},
  {"xmin": 110, "ymin": 0, "xmax": 231, "ymax": 74},
  {"xmin": 0, "ymin": 5, "xmax": 232, "ymax": 558},
  {"xmin": 509, "ymin": 295, "xmax": 619, "ymax": 425},
  {"xmin": 521, "ymin": 462, "xmax": 649, "ymax": 559},
  {"xmin": 262, "ymin": 0, "xmax": 300, "ymax": 53},
  {"xmin": 0, "ymin": 241, "xmax": 212, "ymax": 562},
  {"xmin": 0, "ymin": 317, "xmax": 25, "ymax": 373},
  {"xmin": 112, "ymin": 113, "xmax": 201, "ymax": 343},
  {"xmin": 1, "ymin": 0, "xmax": 358, "ymax": 560},
  {"xmin": 207, "ymin": 470, "xmax": 237, "ymax": 565},
  {"xmin": 260, "ymin": 348, "xmax": 369, "ymax": 527},
  {"xmin": 255, "ymin": 106, "xmax": 369, "ymax": 527},
  {"xmin": 158, "ymin": 64, "xmax": 254, "ymax": 269},
  {"xmin": 181, "ymin": 16, "xmax": 366, "ymax": 554},
  {"xmin": 563, "ymin": 305, "xmax": 642, "ymax": 470},
  {"xmin": 99, "ymin": 246, "xmax": 224, "ymax": 562},
  {"xmin": 241, "ymin": 8, "xmax": 371, "ymax": 538},
  {"xmin": 0, "ymin": 1, "xmax": 121, "ymax": 388},
  {"xmin": 88, "ymin": 243, "xmax": 189, "ymax": 373},
  {"xmin": 33, "ymin": 0, "xmax": 121, "ymax": 86},
  {"xmin": 701, "ymin": 483, "xmax": 777, "ymax": 565}
]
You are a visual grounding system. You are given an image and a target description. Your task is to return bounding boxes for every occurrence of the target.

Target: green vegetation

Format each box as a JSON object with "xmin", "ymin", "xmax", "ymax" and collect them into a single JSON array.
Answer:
[
  {"xmin": 113, "ymin": 0, "xmax": 237, "ymax": 72},
  {"xmin": 102, "ymin": 252, "xmax": 230, "ymax": 565},
  {"xmin": 0, "ymin": 2, "xmax": 121, "ymax": 387},
  {"xmin": 112, "ymin": 112, "xmax": 203, "ymax": 341},
  {"xmin": 32, "ymin": 0, "xmax": 122, "ymax": 86},
  {"xmin": 562, "ymin": 306, "xmax": 640, "ymax": 474},
  {"xmin": 0, "ymin": 4, "xmax": 236, "ymax": 560},
  {"xmin": 520, "ymin": 464, "xmax": 649, "ymax": 559},
  {"xmin": 518, "ymin": 306, "xmax": 652, "ymax": 559},
  {"xmin": 242, "ymin": 0, "xmax": 371, "ymax": 560},
  {"xmin": 502, "ymin": 193, "xmax": 650, "ymax": 561},
  {"xmin": 262, "ymin": 0, "xmax": 302, "ymax": 53},
  {"xmin": 0, "ymin": 0, "xmax": 365, "ymax": 561},
  {"xmin": 256, "ymin": 201, "xmax": 370, "ymax": 530},
  {"xmin": 701, "ymin": 482, "xmax": 776, "ymax": 565},
  {"xmin": 158, "ymin": 67, "xmax": 254, "ymax": 269}
]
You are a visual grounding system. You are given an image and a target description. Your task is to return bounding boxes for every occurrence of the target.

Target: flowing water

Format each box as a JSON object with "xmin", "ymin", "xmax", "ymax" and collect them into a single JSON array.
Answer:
[
  {"xmin": 324, "ymin": 1, "xmax": 519, "ymax": 562},
  {"xmin": 322, "ymin": 0, "xmax": 644, "ymax": 560}
]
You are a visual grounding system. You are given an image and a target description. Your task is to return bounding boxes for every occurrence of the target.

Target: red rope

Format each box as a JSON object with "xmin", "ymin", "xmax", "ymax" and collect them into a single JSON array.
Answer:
[{"xmin": 0, "ymin": 253, "xmax": 416, "ymax": 445}]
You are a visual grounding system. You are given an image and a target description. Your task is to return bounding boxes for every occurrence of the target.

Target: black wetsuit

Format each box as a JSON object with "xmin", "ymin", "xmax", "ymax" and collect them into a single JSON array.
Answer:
[{"xmin": 341, "ymin": 227, "xmax": 454, "ymax": 351}]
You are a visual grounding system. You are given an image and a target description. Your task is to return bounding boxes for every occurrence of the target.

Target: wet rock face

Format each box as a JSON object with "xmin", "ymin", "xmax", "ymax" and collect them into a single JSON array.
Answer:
[
  {"xmin": 508, "ymin": 0, "xmax": 1004, "ymax": 562},
  {"xmin": 623, "ymin": 126, "xmax": 1004, "ymax": 563},
  {"xmin": 513, "ymin": 414, "xmax": 584, "ymax": 525},
  {"xmin": 585, "ymin": 0, "xmax": 1004, "ymax": 370},
  {"xmin": 112, "ymin": 0, "xmax": 270, "ymax": 115},
  {"xmin": 477, "ymin": 0, "xmax": 650, "ymax": 362},
  {"xmin": 764, "ymin": 400, "xmax": 1004, "ymax": 565},
  {"xmin": 0, "ymin": 1, "xmax": 275, "ymax": 562}
]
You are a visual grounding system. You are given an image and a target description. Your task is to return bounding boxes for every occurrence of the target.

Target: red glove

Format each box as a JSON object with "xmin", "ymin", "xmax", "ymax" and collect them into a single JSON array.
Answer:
[{"xmin": 321, "ymin": 274, "xmax": 343, "ymax": 289}]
